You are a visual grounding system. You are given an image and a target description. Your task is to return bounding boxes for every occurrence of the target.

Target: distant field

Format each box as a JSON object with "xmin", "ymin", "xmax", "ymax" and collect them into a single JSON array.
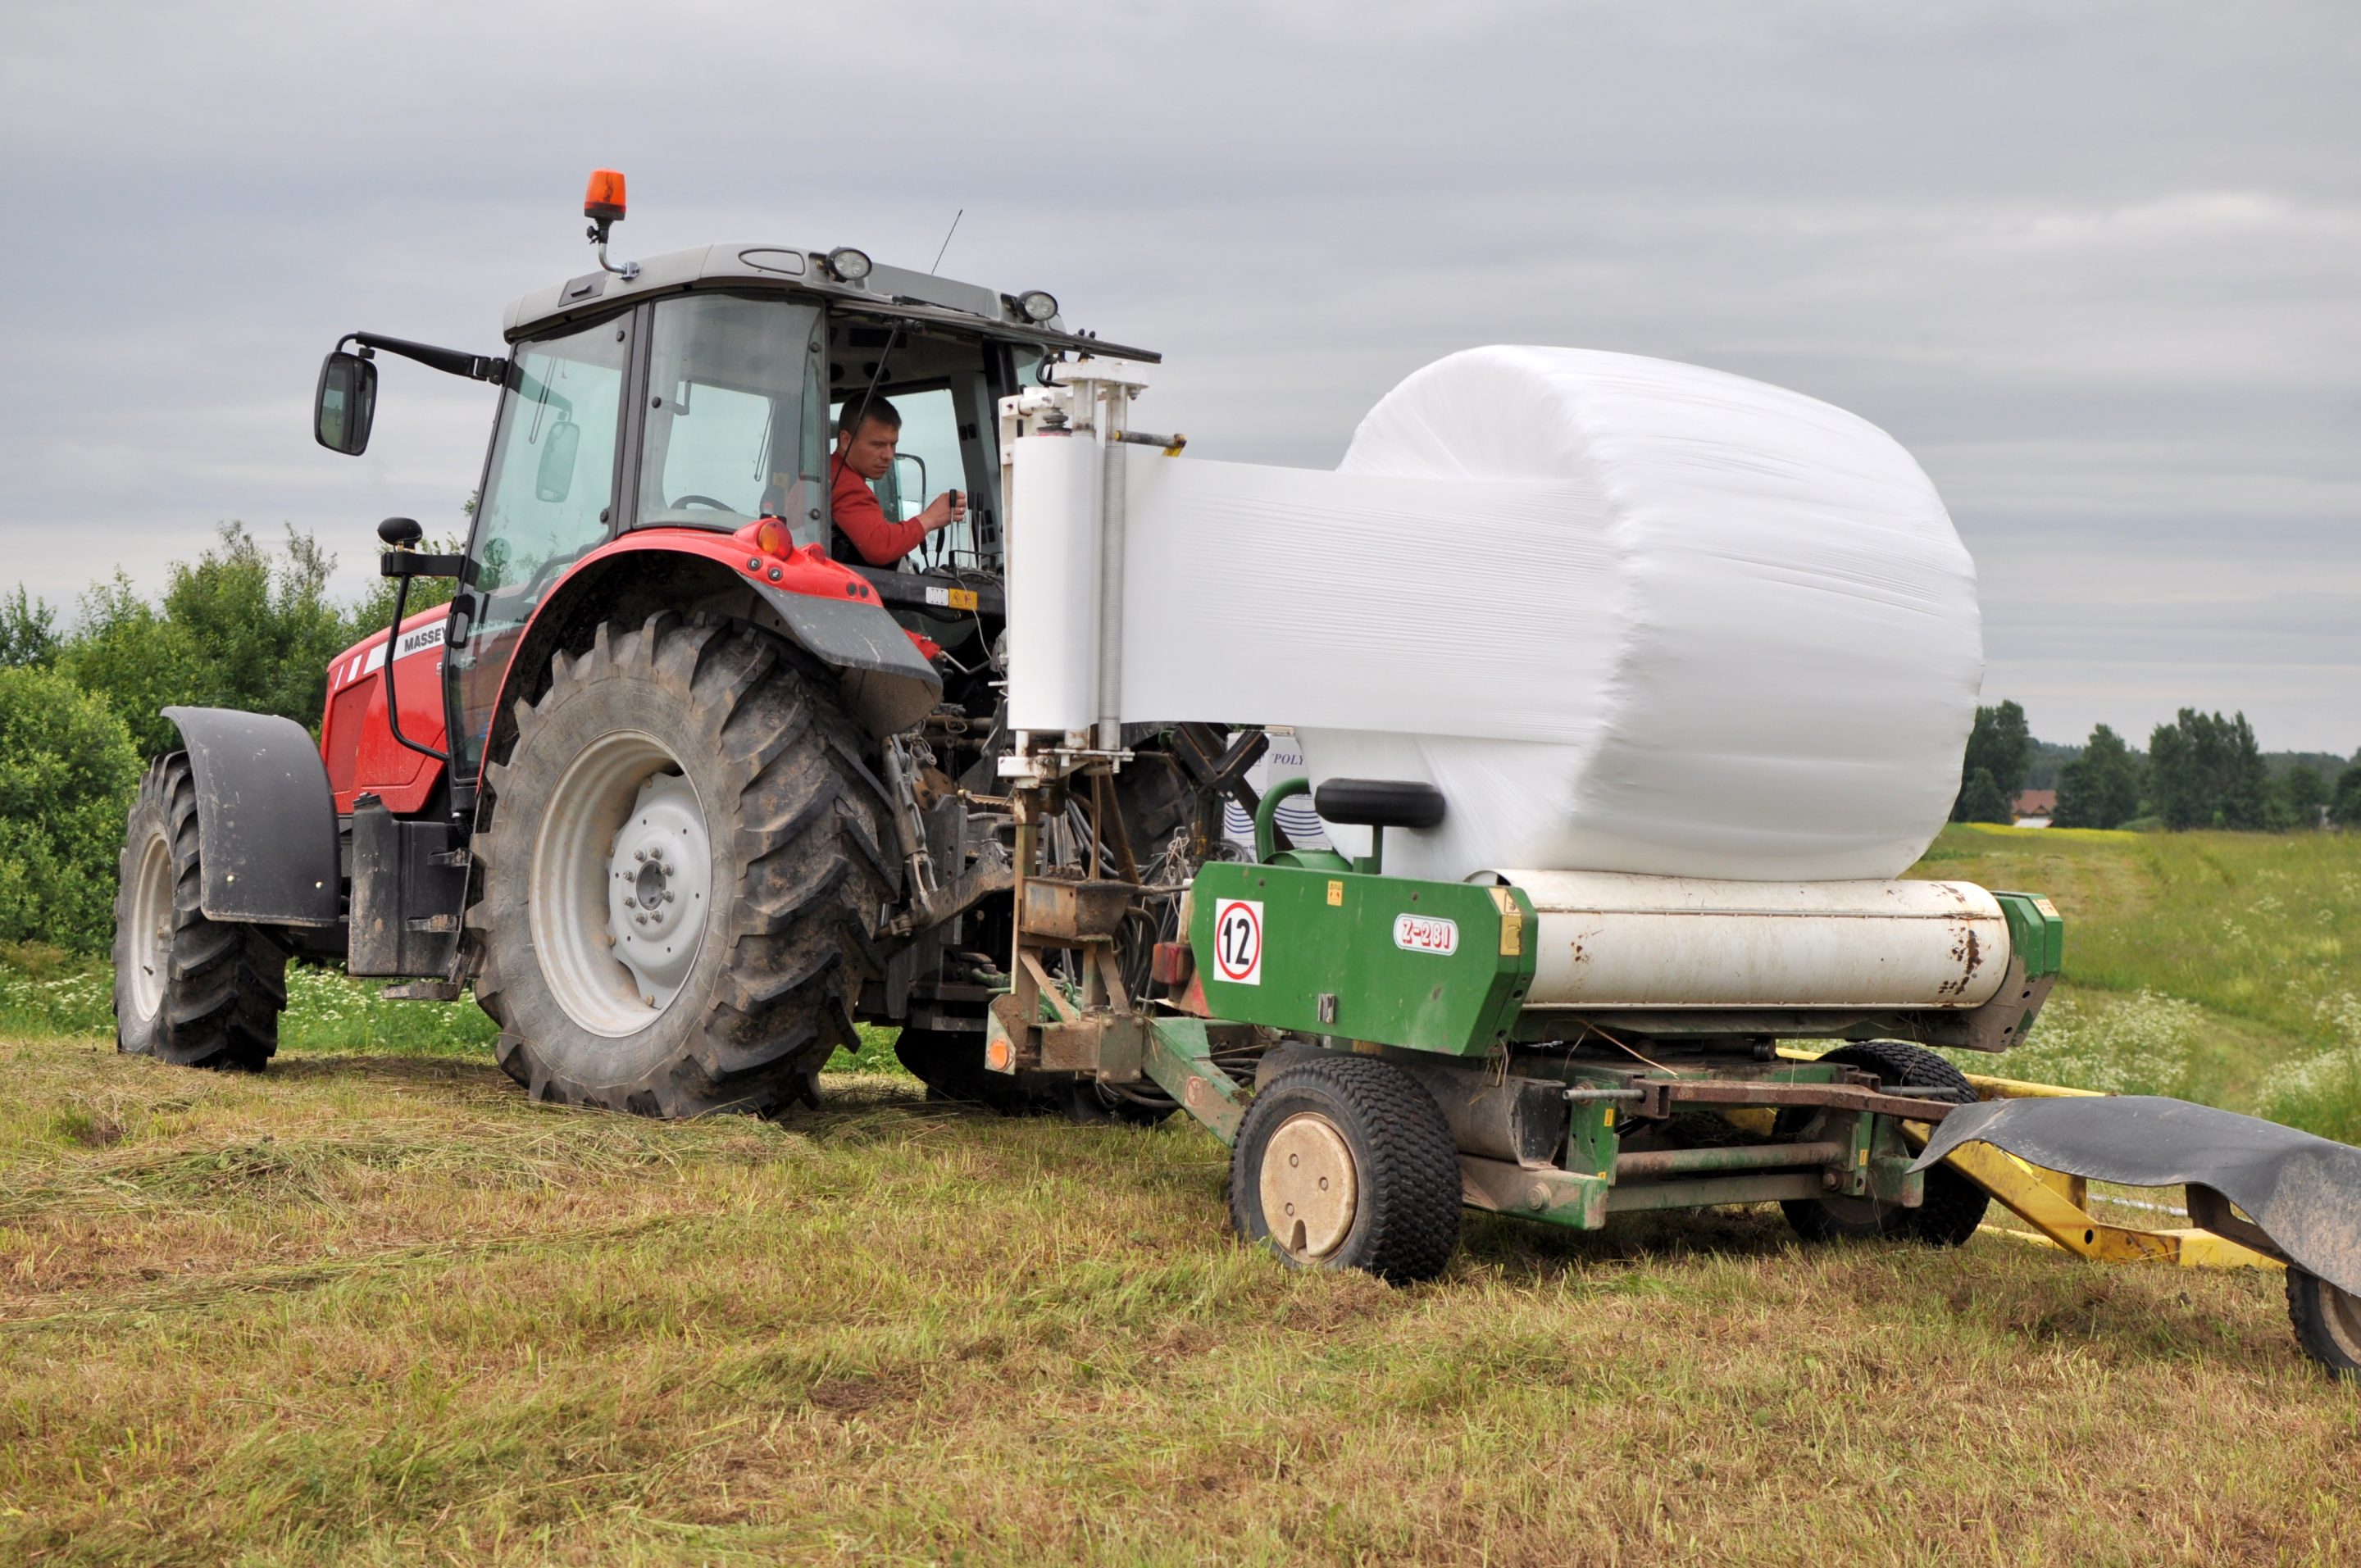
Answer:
[
  {"xmin": 1915, "ymin": 824, "xmax": 2361, "ymax": 1139},
  {"xmin": 2, "ymin": 828, "xmax": 2357, "ymax": 1563}
]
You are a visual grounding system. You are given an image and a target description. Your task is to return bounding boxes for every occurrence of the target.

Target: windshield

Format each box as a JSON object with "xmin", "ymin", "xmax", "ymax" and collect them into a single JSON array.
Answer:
[{"xmin": 638, "ymin": 294, "xmax": 826, "ymax": 542}]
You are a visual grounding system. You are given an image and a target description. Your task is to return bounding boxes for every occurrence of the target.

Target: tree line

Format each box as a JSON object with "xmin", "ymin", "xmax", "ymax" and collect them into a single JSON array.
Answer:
[
  {"xmin": 1, "ymin": 525, "xmax": 451, "ymax": 952},
  {"xmin": 1954, "ymin": 698, "xmax": 2361, "ymax": 831}
]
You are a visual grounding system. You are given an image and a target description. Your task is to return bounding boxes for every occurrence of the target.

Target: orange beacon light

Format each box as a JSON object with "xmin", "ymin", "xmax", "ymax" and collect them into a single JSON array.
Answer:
[{"xmin": 584, "ymin": 169, "xmax": 627, "ymax": 225}]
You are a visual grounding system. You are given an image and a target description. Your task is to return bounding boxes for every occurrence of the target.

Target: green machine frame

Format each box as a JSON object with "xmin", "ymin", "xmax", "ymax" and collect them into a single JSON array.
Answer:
[{"xmin": 1128, "ymin": 789, "xmax": 2065, "ymax": 1237}]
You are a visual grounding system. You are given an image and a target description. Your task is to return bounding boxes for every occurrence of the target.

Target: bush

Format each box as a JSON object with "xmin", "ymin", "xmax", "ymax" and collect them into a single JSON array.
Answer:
[
  {"xmin": 57, "ymin": 524, "xmax": 369, "ymax": 757},
  {"xmin": 1985, "ymin": 989, "xmax": 2206, "ymax": 1098},
  {"xmin": 0, "ymin": 666, "xmax": 141, "ymax": 952},
  {"xmin": 2258, "ymin": 995, "xmax": 2361, "ymax": 1144}
]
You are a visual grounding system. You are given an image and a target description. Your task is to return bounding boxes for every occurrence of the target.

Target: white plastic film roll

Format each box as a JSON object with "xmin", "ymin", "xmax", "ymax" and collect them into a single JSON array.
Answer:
[
  {"xmin": 1004, "ymin": 433, "xmax": 1103, "ymax": 735},
  {"xmin": 1050, "ymin": 346, "xmax": 1982, "ymax": 884}
]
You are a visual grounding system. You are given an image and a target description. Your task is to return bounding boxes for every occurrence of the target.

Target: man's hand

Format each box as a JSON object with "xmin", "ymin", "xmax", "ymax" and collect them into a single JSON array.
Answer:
[{"xmin": 915, "ymin": 489, "xmax": 967, "ymax": 534}]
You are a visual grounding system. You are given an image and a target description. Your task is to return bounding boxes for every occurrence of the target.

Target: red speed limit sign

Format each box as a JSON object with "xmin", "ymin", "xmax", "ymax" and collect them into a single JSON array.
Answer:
[{"xmin": 1212, "ymin": 898, "xmax": 1263, "ymax": 984}]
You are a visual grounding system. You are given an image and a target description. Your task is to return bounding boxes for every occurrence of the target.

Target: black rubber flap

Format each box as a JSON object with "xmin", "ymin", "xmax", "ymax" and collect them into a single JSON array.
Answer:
[
  {"xmin": 163, "ymin": 706, "xmax": 343, "ymax": 925},
  {"xmin": 1914, "ymin": 1096, "xmax": 2361, "ymax": 1296}
]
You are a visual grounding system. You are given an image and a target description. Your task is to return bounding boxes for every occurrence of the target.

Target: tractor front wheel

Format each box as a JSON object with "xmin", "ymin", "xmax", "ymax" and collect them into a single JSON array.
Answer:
[
  {"xmin": 111, "ymin": 754, "xmax": 287, "ymax": 1070},
  {"xmin": 465, "ymin": 614, "xmax": 899, "ymax": 1118},
  {"xmin": 1229, "ymin": 1052, "xmax": 1462, "ymax": 1282}
]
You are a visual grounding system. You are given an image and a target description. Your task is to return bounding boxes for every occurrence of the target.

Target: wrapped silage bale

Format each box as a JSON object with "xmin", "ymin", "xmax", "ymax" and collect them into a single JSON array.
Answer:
[{"xmin": 1288, "ymin": 346, "xmax": 1984, "ymax": 883}]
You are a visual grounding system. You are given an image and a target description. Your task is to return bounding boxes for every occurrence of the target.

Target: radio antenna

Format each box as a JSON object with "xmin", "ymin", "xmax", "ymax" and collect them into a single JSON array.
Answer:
[{"xmin": 930, "ymin": 208, "xmax": 963, "ymax": 274}]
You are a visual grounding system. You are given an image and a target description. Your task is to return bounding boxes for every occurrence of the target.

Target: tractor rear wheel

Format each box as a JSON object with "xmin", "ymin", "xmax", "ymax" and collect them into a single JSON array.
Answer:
[
  {"xmin": 111, "ymin": 754, "xmax": 287, "ymax": 1070},
  {"xmin": 1779, "ymin": 1040, "xmax": 1988, "ymax": 1247},
  {"xmin": 465, "ymin": 614, "xmax": 898, "ymax": 1117},
  {"xmin": 2286, "ymin": 1268, "xmax": 2361, "ymax": 1380},
  {"xmin": 1229, "ymin": 1052, "xmax": 1461, "ymax": 1282}
]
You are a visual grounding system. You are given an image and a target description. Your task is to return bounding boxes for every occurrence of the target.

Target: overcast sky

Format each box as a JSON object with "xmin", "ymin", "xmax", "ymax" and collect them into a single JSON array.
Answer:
[{"xmin": 3, "ymin": 1, "xmax": 2355, "ymax": 750}]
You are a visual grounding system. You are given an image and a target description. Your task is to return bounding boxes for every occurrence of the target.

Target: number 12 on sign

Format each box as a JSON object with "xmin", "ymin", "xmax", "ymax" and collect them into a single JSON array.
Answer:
[{"xmin": 1212, "ymin": 898, "xmax": 1263, "ymax": 985}]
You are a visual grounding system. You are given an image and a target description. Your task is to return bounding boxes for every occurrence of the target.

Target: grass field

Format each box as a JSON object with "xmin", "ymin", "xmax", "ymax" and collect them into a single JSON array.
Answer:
[{"xmin": 2, "ymin": 827, "xmax": 2358, "ymax": 1563}]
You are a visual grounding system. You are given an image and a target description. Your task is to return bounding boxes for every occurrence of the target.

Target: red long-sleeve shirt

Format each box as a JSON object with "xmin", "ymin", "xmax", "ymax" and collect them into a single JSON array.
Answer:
[{"xmin": 830, "ymin": 460, "xmax": 930, "ymax": 566}]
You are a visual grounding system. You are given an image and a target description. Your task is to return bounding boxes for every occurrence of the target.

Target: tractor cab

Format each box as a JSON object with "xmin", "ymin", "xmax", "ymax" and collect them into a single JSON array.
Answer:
[{"xmin": 310, "ymin": 175, "xmax": 1157, "ymax": 807}]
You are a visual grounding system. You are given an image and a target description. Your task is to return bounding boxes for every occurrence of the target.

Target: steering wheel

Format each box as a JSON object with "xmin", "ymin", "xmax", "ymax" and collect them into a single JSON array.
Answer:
[{"xmin": 671, "ymin": 494, "xmax": 735, "ymax": 511}]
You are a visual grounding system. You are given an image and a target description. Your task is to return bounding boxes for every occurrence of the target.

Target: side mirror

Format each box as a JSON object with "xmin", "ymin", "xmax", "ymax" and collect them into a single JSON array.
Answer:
[
  {"xmin": 315, "ymin": 350, "xmax": 377, "ymax": 455},
  {"xmin": 535, "ymin": 416, "xmax": 581, "ymax": 502}
]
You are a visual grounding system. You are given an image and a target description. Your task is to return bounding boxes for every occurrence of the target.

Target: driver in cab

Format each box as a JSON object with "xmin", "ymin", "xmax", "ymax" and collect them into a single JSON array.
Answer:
[{"xmin": 830, "ymin": 395, "xmax": 966, "ymax": 566}]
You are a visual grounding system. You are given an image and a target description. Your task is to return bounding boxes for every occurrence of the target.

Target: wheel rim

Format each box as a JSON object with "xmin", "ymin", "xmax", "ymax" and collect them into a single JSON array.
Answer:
[
  {"xmin": 2320, "ymin": 1278, "xmax": 2361, "ymax": 1364},
  {"xmin": 529, "ymin": 729, "xmax": 714, "ymax": 1038},
  {"xmin": 1259, "ymin": 1112, "xmax": 1359, "ymax": 1261},
  {"xmin": 125, "ymin": 828, "xmax": 174, "ymax": 1023}
]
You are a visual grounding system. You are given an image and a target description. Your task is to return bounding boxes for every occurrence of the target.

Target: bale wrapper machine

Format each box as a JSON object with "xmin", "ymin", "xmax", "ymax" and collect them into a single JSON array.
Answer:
[{"xmin": 984, "ymin": 364, "xmax": 2361, "ymax": 1379}]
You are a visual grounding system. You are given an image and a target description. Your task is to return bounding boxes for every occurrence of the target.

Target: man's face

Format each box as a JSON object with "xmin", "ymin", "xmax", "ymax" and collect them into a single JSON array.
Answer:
[{"xmin": 838, "ymin": 416, "xmax": 898, "ymax": 481}]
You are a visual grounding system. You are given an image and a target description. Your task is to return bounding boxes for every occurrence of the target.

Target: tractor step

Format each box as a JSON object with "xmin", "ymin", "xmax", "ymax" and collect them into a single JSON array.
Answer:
[{"xmin": 379, "ymin": 980, "xmax": 463, "ymax": 1002}]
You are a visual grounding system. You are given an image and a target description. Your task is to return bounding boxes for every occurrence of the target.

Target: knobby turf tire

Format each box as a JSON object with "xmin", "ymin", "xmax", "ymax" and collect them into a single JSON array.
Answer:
[
  {"xmin": 1228, "ymin": 1052, "xmax": 1462, "ymax": 1283},
  {"xmin": 2286, "ymin": 1268, "xmax": 2361, "ymax": 1381},
  {"xmin": 1780, "ymin": 1040, "xmax": 1989, "ymax": 1248},
  {"xmin": 111, "ymin": 753, "xmax": 287, "ymax": 1070},
  {"xmin": 463, "ymin": 613, "xmax": 899, "ymax": 1118}
]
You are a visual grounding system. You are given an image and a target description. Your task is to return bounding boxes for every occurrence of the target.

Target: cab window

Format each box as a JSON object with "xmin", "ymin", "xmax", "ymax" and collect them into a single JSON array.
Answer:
[{"xmin": 639, "ymin": 294, "xmax": 826, "ymax": 539}]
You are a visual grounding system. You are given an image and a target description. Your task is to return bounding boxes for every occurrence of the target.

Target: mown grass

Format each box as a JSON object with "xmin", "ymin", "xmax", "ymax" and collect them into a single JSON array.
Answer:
[
  {"xmin": 3, "ymin": 832, "xmax": 2360, "ymax": 1561},
  {"xmin": 2, "ymin": 1042, "xmax": 2358, "ymax": 1566}
]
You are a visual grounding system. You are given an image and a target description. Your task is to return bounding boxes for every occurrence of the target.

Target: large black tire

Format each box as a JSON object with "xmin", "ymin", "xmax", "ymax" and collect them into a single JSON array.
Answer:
[
  {"xmin": 1229, "ymin": 1052, "xmax": 1462, "ymax": 1283},
  {"xmin": 1780, "ymin": 1040, "xmax": 1989, "ymax": 1248},
  {"xmin": 464, "ymin": 614, "xmax": 899, "ymax": 1117},
  {"xmin": 111, "ymin": 754, "xmax": 287, "ymax": 1070},
  {"xmin": 2286, "ymin": 1268, "xmax": 2361, "ymax": 1381}
]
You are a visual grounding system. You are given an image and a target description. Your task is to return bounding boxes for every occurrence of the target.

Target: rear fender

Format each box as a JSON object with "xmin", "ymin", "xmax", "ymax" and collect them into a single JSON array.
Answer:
[
  {"xmin": 159, "ymin": 707, "xmax": 343, "ymax": 926},
  {"xmin": 472, "ymin": 530, "xmax": 943, "ymax": 784}
]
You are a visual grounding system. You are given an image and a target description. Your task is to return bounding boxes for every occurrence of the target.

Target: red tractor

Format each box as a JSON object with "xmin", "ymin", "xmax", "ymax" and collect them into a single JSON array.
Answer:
[{"xmin": 111, "ymin": 171, "xmax": 1221, "ymax": 1119}]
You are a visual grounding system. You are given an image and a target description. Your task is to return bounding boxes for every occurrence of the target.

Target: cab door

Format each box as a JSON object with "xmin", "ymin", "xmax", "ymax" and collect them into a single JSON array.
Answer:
[{"xmin": 444, "ymin": 312, "xmax": 634, "ymax": 780}]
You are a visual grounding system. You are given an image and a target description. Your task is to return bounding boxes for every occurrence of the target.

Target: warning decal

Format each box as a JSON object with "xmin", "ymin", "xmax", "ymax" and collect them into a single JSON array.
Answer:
[{"xmin": 1212, "ymin": 898, "xmax": 1263, "ymax": 985}]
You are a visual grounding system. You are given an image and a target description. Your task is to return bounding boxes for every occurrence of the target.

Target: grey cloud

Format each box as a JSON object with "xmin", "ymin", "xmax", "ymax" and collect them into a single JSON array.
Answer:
[{"xmin": 1, "ymin": 0, "xmax": 2355, "ymax": 748}]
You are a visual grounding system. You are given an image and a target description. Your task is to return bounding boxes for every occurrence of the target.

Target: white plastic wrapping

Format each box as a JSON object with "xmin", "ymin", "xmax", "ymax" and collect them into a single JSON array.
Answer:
[
  {"xmin": 1003, "ymin": 432, "xmax": 1103, "ymax": 734},
  {"xmin": 1014, "ymin": 346, "xmax": 1983, "ymax": 883}
]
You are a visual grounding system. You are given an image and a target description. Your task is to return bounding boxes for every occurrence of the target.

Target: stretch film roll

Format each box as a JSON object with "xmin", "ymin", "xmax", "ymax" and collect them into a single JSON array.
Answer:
[
  {"xmin": 1012, "ymin": 346, "xmax": 1982, "ymax": 884},
  {"xmin": 1004, "ymin": 433, "xmax": 1102, "ymax": 734}
]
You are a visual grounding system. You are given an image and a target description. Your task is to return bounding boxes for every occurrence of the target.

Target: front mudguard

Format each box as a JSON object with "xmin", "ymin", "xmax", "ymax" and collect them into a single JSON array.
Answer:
[{"xmin": 158, "ymin": 707, "xmax": 342, "ymax": 926}]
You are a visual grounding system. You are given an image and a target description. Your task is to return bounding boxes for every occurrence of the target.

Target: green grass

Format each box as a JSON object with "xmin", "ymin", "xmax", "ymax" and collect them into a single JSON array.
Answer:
[
  {"xmin": 4, "ymin": 832, "xmax": 2361, "ymax": 1561},
  {"xmin": 1907, "ymin": 825, "xmax": 2361, "ymax": 1138},
  {"xmin": 0, "ymin": 944, "xmax": 903, "ymax": 1075}
]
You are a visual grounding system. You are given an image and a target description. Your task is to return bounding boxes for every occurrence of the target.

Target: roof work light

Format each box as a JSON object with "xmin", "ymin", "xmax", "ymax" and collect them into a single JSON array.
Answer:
[
  {"xmin": 826, "ymin": 247, "xmax": 873, "ymax": 282},
  {"xmin": 1015, "ymin": 289, "xmax": 1058, "ymax": 324}
]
